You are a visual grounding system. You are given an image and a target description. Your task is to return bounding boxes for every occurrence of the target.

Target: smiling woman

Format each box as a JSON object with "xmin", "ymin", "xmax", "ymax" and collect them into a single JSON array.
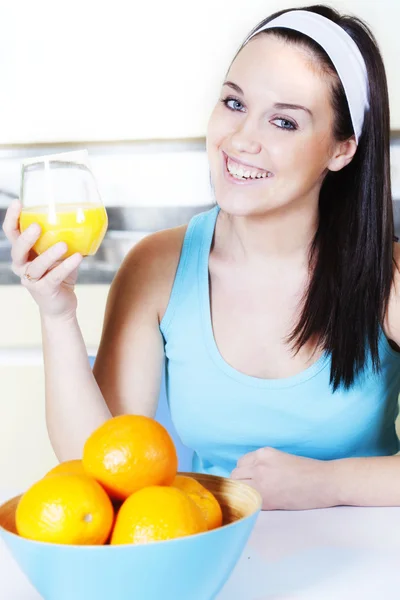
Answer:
[
  {"xmin": 205, "ymin": 5, "xmax": 391, "ymax": 390},
  {"xmin": 3, "ymin": 4, "xmax": 400, "ymax": 512}
]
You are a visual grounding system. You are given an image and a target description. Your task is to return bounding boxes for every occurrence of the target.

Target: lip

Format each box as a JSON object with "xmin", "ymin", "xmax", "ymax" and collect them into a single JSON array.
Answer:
[
  {"xmin": 222, "ymin": 152, "xmax": 274, "ymax": 185},
  {"xmin": 223, "ymin": 151, "xmax": 270, "ymax": 173}
]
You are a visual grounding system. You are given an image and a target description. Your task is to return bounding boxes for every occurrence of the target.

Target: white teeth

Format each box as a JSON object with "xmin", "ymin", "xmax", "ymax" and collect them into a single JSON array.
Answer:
[{"xmin": 226, "ymin": 156, "xmax": 271, "ymax": 180}]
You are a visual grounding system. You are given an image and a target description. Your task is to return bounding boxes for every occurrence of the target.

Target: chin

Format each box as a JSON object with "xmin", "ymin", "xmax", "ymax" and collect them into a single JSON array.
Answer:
[{"xmin": 215, "ymin": 194, "xmax": 274, "ymax": 218}]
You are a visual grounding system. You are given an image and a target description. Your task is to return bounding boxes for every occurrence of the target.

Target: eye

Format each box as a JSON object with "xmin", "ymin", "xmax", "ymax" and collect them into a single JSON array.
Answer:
[
  {"xmin": 220, "ymin": 96, "xmax": 245, "ymax": 112},
  {"xmin": 272, "ymin": 118, "xmax": 297, "ymax": 132}
]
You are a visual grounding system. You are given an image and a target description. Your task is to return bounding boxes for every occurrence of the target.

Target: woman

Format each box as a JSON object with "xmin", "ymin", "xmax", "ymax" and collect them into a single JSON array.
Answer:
[{"xmin": 3, "ymin": 4, "xmax": 400, "ymax": 510}]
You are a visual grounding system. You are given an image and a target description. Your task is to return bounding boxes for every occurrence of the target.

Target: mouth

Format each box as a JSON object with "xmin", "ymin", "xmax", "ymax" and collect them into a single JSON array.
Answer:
[{"xmin": 222, "ymin": 152, "xmax": 274, "ymax": 185}]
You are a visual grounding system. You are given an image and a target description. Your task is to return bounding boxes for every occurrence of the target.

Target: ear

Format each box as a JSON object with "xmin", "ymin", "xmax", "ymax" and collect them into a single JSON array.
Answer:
[{"xmin": 327, "ymin": 135, "xmax": 357, "ymax": 172}]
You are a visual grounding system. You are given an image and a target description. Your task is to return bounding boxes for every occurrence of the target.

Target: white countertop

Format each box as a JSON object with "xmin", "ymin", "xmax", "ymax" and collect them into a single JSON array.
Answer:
[{"xmin": 1, "ymin": 490, "xmax": 400, "ymax": 600}]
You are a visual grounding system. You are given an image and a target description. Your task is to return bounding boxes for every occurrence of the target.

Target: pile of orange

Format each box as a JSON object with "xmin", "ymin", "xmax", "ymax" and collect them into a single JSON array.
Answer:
[{"xmin": 15, "ymin": 415, "xmax": 223, "ymax": 546}]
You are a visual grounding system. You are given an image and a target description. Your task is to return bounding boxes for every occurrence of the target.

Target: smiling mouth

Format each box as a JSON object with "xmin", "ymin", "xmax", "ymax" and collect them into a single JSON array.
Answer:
[{"xmin": 223, "ymin": 152, "xmax": 274, "ymax": 183}]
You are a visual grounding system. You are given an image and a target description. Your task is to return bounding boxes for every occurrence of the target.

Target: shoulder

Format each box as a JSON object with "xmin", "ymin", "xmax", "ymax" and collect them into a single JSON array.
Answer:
[
  {"xmin": 110, "ymin": 224, "xmax": 188, "ymax": 322},
  {"xmin": 383, "ymin": 242, "xmax": 400, "ymax": 346}
]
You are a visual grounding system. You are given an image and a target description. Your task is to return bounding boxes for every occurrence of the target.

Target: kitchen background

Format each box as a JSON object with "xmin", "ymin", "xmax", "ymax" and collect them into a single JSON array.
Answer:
[{"xmin": 1, "ymin": 0, "xmax": 400, "ymax": 490}]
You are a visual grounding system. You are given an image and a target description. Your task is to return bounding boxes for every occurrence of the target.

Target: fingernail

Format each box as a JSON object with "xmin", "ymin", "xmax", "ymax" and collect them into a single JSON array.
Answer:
[
  {"xmin": 53, "ymin": 242, "xmax": 67, "ymax": 254},
  {"xmin": 28, "ymin": 224, "xmax": 40, "ymax": 235}
]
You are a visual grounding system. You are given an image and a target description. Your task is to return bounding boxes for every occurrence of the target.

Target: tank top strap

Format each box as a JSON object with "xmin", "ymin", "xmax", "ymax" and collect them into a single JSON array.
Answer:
[{"xmin": 160, "ymin": 204, "xmax": 220, "ymax": 338}]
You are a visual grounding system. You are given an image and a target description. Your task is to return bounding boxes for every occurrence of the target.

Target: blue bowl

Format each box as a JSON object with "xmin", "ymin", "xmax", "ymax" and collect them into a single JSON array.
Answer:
[{"xmin": 0, "ymin": 472, "xmax": 261, "ymax": 600}]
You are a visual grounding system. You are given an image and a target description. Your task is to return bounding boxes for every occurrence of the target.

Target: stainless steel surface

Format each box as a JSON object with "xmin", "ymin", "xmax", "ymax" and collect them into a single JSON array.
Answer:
[
  {"xmin": 0, "ymin": 204, "xmax": 213, "ymax": 285},
  {"xmin": 104, "ymin": 205, "xmax": 211, "ymax": 231}
]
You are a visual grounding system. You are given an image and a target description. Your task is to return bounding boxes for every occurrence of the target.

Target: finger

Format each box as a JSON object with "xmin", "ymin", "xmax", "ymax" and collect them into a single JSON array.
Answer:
[
  {"xmin": 2, "ymin": 199, "xmax": 22, "ymax": 243},
  {"xmin": 11, "ymin": 223, "xmax": 41, "ymax": 269},
  {"xmin": 65, "ymin": 265, "xmax": 81, "ymax": 284},
  {"xmin": 230, "ymin": 466, "xmax": 254, "ymax": 480},
  {"xmin": 24, "ymin": 242, "xmax": 68, "ymax": 281},
  {"xmin": 236, "ymin": 450, "xmax": 259, "ymax": 468},
  {"xmin": 42, "ymin": 253, "xmax": 83, "ymax": 288}
]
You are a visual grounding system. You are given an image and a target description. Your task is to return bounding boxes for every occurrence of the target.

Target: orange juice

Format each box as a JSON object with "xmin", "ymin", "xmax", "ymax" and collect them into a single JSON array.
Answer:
[{"xmin": 19, "ymin": 204, "xmax": 108, "ymax": 257}]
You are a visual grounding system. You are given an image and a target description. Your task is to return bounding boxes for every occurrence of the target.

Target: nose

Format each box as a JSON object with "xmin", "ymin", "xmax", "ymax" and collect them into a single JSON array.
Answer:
[{"xmin": 230, "ymin": 117, "xmax": 263, "ymax": 155}]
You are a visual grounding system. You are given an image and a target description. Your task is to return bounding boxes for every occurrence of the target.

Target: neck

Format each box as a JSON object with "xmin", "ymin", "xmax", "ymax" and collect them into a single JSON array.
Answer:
[{"xmin": 215, "ymin": 199, "xmax": 319, "ymax": 267}]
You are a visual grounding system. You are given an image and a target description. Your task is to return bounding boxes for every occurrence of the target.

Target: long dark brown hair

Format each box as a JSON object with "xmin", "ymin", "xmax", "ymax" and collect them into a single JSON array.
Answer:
[{"xmin": 227, "ymin": 4, "xmax": 395, "ymax": 390}]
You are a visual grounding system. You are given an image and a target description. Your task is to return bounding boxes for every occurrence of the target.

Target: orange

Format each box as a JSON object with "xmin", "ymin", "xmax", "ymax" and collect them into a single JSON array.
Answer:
[
  {"xmin": 15, "ymin": 474, "xmax": 114, "ymax": 545},
  {"xmin": 44, "ymin": 459, "xmax": 86, "ymax": 477},
  {"xmin": 172, "ymin": 475, "xmax": 223, "ymax": 530},
  {"xmin": 110, "ymin": 486, "xmax": 207, "ymax": 545},
  {"xmin": 82, "ymin": 415, "xmax": 178, "ymax": 500}
]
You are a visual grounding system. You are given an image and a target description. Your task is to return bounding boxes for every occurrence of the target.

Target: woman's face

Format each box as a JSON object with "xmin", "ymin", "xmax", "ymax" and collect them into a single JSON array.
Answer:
[{"xmin": 206, "ymin": 34, "xmax": 353, "ymax": 217}]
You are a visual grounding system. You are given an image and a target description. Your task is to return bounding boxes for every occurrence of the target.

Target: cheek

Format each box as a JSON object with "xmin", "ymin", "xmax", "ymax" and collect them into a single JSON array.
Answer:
[
  {"xmin": 206, "ymin": 106, "xmax": 221, "ymax": 139},
  {"xmin": 274, "ymin": 140, "xmax": 327, "ymax": 176},
  {"xmin": 206, "ymin": 104, "xmax": 235, "ymax": 145}
]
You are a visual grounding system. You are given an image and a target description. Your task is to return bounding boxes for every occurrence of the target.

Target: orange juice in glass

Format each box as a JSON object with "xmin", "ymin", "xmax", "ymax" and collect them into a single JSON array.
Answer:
[{"xmin": 19, "ymin": 150, "xmax": 108, "ymax": 257}]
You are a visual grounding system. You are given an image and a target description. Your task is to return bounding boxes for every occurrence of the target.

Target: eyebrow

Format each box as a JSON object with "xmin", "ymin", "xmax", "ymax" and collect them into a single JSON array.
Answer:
[{"xmin": 222, "ymin": 81, "xmax": 313, "ymax": 118}]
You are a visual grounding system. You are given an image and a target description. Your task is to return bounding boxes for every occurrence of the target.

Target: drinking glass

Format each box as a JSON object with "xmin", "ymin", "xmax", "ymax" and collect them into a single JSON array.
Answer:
[{"xmin": 19, "ymin": 150, "xmax": 108, "ymax": 257}]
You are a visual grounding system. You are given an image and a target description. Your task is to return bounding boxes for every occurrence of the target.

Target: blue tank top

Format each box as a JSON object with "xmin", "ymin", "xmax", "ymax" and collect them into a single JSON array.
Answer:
[{"xmin": 159, "ymin": 205, "xmax": 400, "ymax": 477}]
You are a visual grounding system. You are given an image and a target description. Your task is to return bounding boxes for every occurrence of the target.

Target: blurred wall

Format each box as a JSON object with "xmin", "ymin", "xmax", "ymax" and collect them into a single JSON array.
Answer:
[{"xmin": 0, "ymin": 0, "xmax": 399, "ymax": 144}]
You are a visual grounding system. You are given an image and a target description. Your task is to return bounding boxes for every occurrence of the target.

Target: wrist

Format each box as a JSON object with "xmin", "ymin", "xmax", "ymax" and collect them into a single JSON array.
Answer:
[
  {"xmin": 40, "ymin": 309, "xmax": 78, "ymax": 328},
  {"xmin": 321, "ymin": 458, "xmax": 347, "ymax": 507}
]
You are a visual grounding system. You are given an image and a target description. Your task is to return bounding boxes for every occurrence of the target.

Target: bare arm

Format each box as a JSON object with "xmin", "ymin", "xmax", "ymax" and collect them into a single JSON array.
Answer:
[
  {"xmin": 46, "ymin": 227, "xmax": 185, "ymax": 459},
  {"xmin": 327, "ymin": 455, "xmax": 400, "ymax": 507},
  {"xmin": 41, "ymin": 312, "xmax": 113, "ymax": 460},
  {"xmin": 92, "ymin": 232, "xmax": 170, "ymax": 418},
  {"xmin": 45, "ymin": 229, "xmax": 181, "ymax": 459},
  {"xmin": 3, "ymin": 200, "xmax": 184, "ymax": 462},
  {"xmin": 231, "ymin": 446, "xmax": 400, "ymax": 510}
]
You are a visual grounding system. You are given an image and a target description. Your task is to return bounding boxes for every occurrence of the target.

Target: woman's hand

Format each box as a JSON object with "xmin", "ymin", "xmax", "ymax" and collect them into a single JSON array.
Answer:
[
  {"xmin": 2, "ymin": 199, "xmax": 83, "ymax": 319},
  {"xmin": 231, "ymin": 447, "xmax": 337, "ymax": 510}
]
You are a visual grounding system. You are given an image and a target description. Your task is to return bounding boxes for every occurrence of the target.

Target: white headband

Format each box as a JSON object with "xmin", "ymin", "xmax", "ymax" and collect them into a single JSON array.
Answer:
[{"xmin": 243, "ymin": 10, "xmax": 370, "ymax": 144}]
